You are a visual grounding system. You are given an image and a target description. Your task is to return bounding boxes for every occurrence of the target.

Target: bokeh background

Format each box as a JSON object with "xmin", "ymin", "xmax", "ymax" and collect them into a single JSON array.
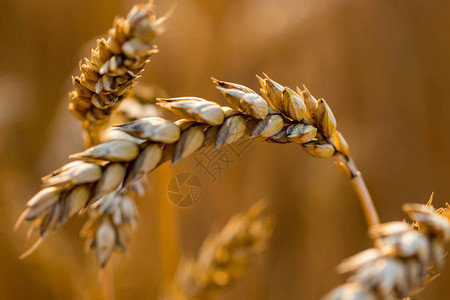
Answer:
[{"xmin": 1, "ymin": 0, "xmax": 450, "ymax": 299}]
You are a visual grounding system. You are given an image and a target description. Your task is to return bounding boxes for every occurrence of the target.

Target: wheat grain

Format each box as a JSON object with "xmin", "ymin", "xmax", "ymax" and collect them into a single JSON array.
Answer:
[
  {"xmin": 323, "ymin": 199, "xmax": 450, "ymax": 300},
  {"xmin": 69, "ymin": 1, "xmax": 165, "ymax": 146},
  {"xmin": 169, "ymin": 201, "xmax": 273, "ymax": 300},
  {"xmin": 156, "ymin": 97, "xmax": 225, "ymax": 126}
]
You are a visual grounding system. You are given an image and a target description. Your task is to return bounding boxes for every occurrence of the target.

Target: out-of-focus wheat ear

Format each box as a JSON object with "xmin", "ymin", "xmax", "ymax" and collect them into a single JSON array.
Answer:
[
  {"xmin": 115, "ymin": 117, "xmax": 180, "ymax": 143},
  {"xmin": 172, "ymin": 200, "xmax": 273, "ymax": 299},
  {"xmin": 302, "ymin": 141, "xmax": 336, "ymax": 158},
  {"xmin": 70, "ymin": 140, "xmax": 139, "ymax": 162},
  {"xmin": 216, "ymin": 87, "xmax": 268, "ymax": 119},
  {"xmin": 211, "ymin": 77, "xmax": 257, "ymax": 94},
  {"xmin": 215, "ymin": 115, "xmax": 247, "ymax": 148},
  {"xmin": 315, "ymin": 98, "xmax": 337, "ymax": 139},
  {"xmin": 251, "ymin": 115, "xmax": 284, "ymax": 138},
  {"xmin": 173, "ymin": 126, "xmax": 205, "ymax": 163},
  {"xmin": 157, "ymin": 97, "xmax": 225, "ymax": 126}
]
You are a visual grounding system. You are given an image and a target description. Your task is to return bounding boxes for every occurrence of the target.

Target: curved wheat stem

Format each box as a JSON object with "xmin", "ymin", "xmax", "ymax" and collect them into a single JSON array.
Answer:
[
  {"xmin": 69, "ymin": 1, "xmax": 165, "ymax": 147},
  {"xmin": 334, "ymin": 154, "xmax": 380, "ymax": 229},
  {"xmin": 169, "ymin": 200, "xmax": 273, "ymax": 300},
  {"xmin": 323, "ymin": 198, "xmax": 450, "ymax": 300},
  {"xmin": 16, "ymin": 74, "xmax": 376, "ymax": 266}
]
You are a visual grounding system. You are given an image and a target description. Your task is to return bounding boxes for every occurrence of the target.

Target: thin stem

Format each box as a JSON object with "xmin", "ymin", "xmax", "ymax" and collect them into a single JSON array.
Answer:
[
  {"xmin": 349, "ymin": 170, "xmax": 380, "ymax": 227},
  {"xmin": 100, "ymin": 264, "xmax": 115, "ymax": 300},
  {"xmin": 334, "ymin": 153, "xmax": 381, "ymax": 243}
]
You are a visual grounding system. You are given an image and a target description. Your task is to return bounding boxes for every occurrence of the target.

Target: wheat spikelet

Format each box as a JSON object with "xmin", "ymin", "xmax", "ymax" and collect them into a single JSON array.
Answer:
[
  {"xmin": 81, "ymin": 188, "xmax": 139, "ymax": 267},
  {"xmin": 101, "ymin": 87, "xmax": 165, "ymax": 145},
  {"xmin": 16, "ymin": 75, "xmax": 350, "ymax": 266},
  {"xmin": 69, "ymin": 1, "xmax": 165, "ymax": 146},
  {"xmin": 169, "ymin": 201, "xmax": 273, "ymax": 300},
  {"xmin": 323, "ymin": 199, "xmax": 450, "ymax": 300}
]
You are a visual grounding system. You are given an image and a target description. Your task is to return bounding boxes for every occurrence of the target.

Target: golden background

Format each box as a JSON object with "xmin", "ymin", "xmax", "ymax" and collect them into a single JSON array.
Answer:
[{"xmin": 1, "ymin": 0, "xmax": 450, "ymax": 299}]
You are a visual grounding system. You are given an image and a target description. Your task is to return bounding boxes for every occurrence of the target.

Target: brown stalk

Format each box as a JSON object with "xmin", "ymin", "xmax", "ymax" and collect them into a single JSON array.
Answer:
[
  {"xmin": 101, "ymin": 264, "xmax": 115, "ymax": 300},
  {"xmin": 334, "ymin": 153, "xmax": 381, "ymax": 233}
]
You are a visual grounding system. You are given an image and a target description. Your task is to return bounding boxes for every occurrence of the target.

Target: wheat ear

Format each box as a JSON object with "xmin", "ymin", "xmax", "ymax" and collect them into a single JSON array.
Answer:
[
  {"xmin": 169, "ymin": 200, "xmax": 273, "ymax": 300},
  {"xmin": 69, "ymin": 1, "xmax": 165, "ymax": 147},
  {"xmin": 66, "ymin": 0, "xmax": 166, "ymax": 289},
  {"xmin": 323, "ymin": 198, "xmax": 450, "ymax": 300},
  {"xmin": 16, "ymin": 75, "xmax": 375, "ymax": 265}
]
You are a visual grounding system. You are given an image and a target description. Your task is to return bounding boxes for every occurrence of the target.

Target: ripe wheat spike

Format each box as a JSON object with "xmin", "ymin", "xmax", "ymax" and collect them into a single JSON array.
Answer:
[{"xmin": 16, "ymin": 75, "xmax": 352, "ymax": 266}]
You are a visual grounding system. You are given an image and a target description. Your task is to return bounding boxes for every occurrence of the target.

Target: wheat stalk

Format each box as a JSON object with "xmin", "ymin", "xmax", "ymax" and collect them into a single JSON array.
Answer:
[
  {"xmin": 16, "ymin": 74, "xmax": 375, "ymax": 266},
  {"xmin": 169, "ymin": 200, "xmax": 273, "ymax": 300},
  {"xmin": 323, "ymin": 198, "xmax": 450, "ymax": 300},
  {"xmin": 69, "ymin": 1, "xmax": 165, "ymax": 147}
]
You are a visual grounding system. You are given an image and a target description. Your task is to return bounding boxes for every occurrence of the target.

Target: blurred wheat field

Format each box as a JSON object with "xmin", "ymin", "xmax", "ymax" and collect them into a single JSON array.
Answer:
[{"xmin": 1, "ymin": 0, "xmax": 450, "ymax": 299}]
